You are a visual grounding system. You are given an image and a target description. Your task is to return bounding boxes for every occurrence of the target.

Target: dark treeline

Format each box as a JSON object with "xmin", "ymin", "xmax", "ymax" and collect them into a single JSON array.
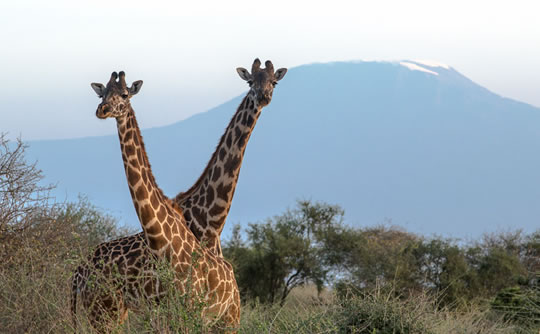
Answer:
[{"xmin": 223, "ymin": 200, "xmax": 539, "ymax": 322}]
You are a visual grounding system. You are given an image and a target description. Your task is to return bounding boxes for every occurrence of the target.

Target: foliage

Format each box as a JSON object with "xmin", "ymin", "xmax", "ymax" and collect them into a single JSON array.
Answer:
[
  {"xmin": 329, "ymin": 227, "xmax": 537, "ymax": 311},
  {"xmin": 224, "ymin": 200, "xmax": 344, "ymax": 304},
  {"xmin": 411, "ymin": 237, "xmax": 479, "ymax": 306},
  {"xmin": 0, "ymin": 197, "xmax": 131, "ymax": 333},
  {"xmin": 0, "ymin": 135, "xmax": 132, "ymax": 333},
  {"xmin": 0, "ymin": 135, "xmax": 53, "ymax": 230},
  {"xmin": 330, "ymin": 225, "xmax": 422, "ymax": 293},
  {"xmin": 239, "ymin": 285, "xmax": 520, "ymax": 334},
  {"xmin": 224, "ymin": 197, "xmax": 539, "ymax": 327},
  {"xmin": 491, "ymin": 283, "xmax": 540, "ymax": 329}
]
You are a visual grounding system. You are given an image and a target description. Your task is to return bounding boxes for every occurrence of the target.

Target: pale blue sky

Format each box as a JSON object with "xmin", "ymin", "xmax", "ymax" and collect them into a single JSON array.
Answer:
[{"xmin": 1, "ymin": 0, "xmax": 539, "ymax": 140}]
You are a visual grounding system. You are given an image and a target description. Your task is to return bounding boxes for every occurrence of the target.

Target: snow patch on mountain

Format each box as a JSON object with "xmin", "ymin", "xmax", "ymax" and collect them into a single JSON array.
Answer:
[
  {"xmin": 413, "ymin": 60, "xmax": 451, "ymax": 69},
  {"xmin": 399, "ymin": 61, "xmax": 439, "ymax": 76}
]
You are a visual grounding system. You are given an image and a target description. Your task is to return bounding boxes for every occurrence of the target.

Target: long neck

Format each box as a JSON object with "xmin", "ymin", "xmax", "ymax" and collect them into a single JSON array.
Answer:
[
  {"xmin": 117, "ymin": 108, "xmax": 188, "ymax": 256},
  {"xmin": 174, "ymin": 92, "xmax": 262, "ymax": 249}
]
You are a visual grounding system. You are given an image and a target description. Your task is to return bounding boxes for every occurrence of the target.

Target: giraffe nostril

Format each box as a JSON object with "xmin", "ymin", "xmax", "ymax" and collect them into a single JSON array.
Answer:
[{"xmin": 102, "ymin": 107, "xmax": 110, "ymax": 114}]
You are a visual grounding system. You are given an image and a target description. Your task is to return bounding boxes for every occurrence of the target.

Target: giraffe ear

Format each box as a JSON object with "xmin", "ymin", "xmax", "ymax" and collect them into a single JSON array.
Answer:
[
  {"xmin": 236, "ymin": 68, "xmax": 252, "ymax": 81},
  {"xmin": 91, "ymin": 83, "xmax": 105, "ymax": 97},
  {"xmin": 129, "ymin": 80, "xmax": 143, "ymax": 95},
  {"xmin": 274, "ymin": 68, "xmax": 287, "ymax": 81}
]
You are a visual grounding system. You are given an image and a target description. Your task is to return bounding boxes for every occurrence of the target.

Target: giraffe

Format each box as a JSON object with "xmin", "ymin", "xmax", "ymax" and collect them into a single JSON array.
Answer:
[
  {"xmin": 72, "ymin": 59, "xmax": 287, "ymax": 330},
  {"xmin": 73, "ymin": 71, "xmax": 246, "ymax": 333},
  {"xmin": 173, "ymin": 58, "xmax": 288, "ymax": 255}
]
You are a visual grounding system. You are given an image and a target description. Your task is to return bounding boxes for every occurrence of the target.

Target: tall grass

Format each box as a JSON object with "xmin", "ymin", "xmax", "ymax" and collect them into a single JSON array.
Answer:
[
  {"xmin": 1, "ymin": 236, "xmax": 537, "ymax": 333},
  {"xmin": 238, "ymin": 284, "xmax": 533, "ymax": 334}
]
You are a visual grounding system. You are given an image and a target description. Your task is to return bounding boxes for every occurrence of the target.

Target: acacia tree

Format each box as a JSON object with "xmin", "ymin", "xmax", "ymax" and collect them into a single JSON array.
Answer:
[
  {"xmin": 328, "ymin": 225, "xmax": 423, "ymax": 295},
  {"xmin": 0, "ymin": 134, "xmax": 54, "ymax": 235},
  {"xmin": 0, "ymin": 134, "xmax": 127, "ymax": 266},
  {"xmin": 224, "ymin": 200, "xmax": 345, "ymax": 305}
]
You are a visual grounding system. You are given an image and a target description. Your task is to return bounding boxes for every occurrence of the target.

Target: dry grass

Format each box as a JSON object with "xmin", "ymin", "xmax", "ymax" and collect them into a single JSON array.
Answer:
[
  {"xmin": 0, "ymin": 212, "xmax": 536, "ymax": 334},
  {"xmin": 2, "ymin": 244, "xmax": 537, "ymax": 334},
  {"xmin": 237, "ymin": 284, "xmax": 535, "ymax": 334}
]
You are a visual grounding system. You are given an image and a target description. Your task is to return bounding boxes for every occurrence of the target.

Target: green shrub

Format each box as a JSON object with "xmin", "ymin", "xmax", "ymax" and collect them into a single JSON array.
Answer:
[{"xmin": 491, "ymin": 284, "xmax": 540, "ymax": 331}]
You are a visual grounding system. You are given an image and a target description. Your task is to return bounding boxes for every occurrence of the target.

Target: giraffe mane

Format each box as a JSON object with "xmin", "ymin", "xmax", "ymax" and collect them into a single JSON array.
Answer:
[
  {"xmin": 175, "ymin": 97, "xmax": 249, "ymax": 203},
  {"xmin": 127, "ymin": 108, "xmax": 169, "ymax": 203}
]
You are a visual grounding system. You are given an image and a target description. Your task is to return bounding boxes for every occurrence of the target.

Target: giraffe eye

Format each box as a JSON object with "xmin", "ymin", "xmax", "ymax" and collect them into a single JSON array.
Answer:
[
  {"xmin": 247, "ymin": 80, "xmax": 253, "ymax": 86},
  {"xmin": 122, "ymin": 94, "xmax": 129, "ymax": 99},
  {"xmin": 272, "ymin": 81, "xmax": 277, "ymax": 87}
]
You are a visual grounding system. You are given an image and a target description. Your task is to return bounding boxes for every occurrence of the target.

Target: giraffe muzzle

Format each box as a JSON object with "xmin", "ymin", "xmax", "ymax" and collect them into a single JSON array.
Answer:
[
  {"xmin": 258, "ymin": 94, "xmax": 271, "ymax": 107},
  {"xmin": 96, "ymin": 105, "xmax": 111, "ymax": 119}
]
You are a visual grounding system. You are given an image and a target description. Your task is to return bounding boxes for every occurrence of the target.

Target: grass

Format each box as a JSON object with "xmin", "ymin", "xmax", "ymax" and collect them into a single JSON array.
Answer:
[
  {"xmin": 0, "ymin": 220, "xmax": 536, "ymax": 333},
  {"xmin": 238, "ymin": 285, "xmax": 531, "ymax": 334},
  {"xmin": 0, "ymin": 251, "xmax": 536, "ymax": 334}
]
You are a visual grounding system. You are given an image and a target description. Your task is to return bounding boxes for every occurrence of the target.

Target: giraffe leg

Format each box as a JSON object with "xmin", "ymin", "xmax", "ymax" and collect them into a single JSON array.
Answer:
[
  {"xmin": 86, "ymin": 294, "xmax": 127, "ymax": 334},
  {"xmin": 119, "ymin": 307, "xmax": 129, "ymax": 324},
  {"xmin": 218, "ymin": 311, "xmax": 240, "ymax": 333},
  {"xmin": 214, "ymin": 290, "xmax": 241, "ymax": 334}
]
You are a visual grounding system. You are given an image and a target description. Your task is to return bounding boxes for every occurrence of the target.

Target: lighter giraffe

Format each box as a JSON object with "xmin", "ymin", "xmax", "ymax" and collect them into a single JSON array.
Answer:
[{"xmin": 73, "ymin": 71, "xmax": 247, "ymax": 333}]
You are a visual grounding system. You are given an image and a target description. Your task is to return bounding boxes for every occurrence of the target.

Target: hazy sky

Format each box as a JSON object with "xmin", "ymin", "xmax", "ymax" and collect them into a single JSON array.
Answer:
[{"xmin": 1, "ymin": 0, "xmax": 539, "ymax": 140}]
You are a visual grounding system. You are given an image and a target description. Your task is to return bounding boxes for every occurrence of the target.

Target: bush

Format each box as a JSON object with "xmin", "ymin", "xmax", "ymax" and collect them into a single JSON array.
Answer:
[
  {"xmin": 238, "ymin": 284, "xmax": 522, "ymax": 334},
  {"xmin": 491, "ymin": 284, "xmax": 540, "ymax": 330},
  {"xmin": 0, "ymin": 135, "xmax": 132, "ymax": 333},
  {"xmin": 224, "ymin": 200, "xmax": 344, "ymax": 304}
]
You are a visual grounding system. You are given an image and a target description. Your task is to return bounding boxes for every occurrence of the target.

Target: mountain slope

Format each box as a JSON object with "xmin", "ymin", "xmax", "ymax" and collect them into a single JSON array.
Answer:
[{"xmin": 27, "ymin": 61, "xmax": 540, "ymax": 238}]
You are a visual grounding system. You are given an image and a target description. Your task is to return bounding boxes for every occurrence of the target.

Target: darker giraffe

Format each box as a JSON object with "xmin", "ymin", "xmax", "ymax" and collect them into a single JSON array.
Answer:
[{"xmin": 174, "ymin": 58, "xmax": 287, "ymax": 254}]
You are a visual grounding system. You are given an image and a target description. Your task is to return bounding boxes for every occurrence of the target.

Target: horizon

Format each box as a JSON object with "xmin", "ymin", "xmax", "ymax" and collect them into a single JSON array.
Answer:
[{"xmin": 10, "ymin": 59, "xmax": 540, "ymax": 143}]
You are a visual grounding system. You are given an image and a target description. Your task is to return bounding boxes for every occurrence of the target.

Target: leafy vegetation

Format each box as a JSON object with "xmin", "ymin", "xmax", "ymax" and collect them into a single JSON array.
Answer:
[
  {"xmin": 224, "ymin": 201, "xmax": 344, "ymax": 305},
  {"xmin": 224, "ymin": 201, "xmax": 538, "ymax": 312}
]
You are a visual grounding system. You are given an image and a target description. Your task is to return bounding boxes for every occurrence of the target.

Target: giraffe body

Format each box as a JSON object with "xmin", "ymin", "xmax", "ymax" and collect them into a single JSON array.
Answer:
[{"xmin": 112, "ymin": 107, "xmax": 240, "ymax": 330}]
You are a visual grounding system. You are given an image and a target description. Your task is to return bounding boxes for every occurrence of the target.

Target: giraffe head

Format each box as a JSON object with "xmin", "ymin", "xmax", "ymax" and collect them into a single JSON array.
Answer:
[
  {"xmin": 236, "ymin": 59, "xmax": 287, "ymax": 107},
  {"xmin": 91, "ymin": 71, "xmax": 143, "ymax": 119}
]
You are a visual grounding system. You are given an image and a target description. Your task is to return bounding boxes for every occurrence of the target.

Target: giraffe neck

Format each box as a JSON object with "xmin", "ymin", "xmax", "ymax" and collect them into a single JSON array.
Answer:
[
  {"xmin": 116, "ymin": 107, "xmax": 190, "ymax": 256},
  {"xmin": 174, "ymin": 92, "xmax": 261, "ymax": 244}
]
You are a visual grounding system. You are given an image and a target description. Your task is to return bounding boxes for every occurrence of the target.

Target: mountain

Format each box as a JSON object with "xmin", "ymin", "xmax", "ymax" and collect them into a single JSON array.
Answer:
[{"xmin": 26, "ymin": 60, "xmax": 540, "ymax": 238}]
